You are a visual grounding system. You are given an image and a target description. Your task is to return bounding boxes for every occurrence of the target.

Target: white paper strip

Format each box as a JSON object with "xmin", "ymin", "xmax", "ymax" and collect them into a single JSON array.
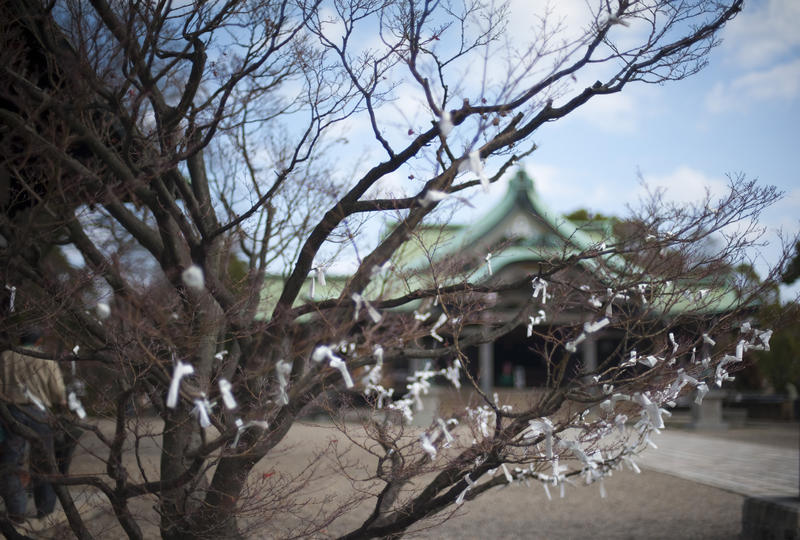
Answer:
[
  {"xmin": 438, "ymin": 110, "xmax": 453, "ymax": 137},
  {"xmin": 422, "ymin": 190, "xmax": 449, "ymax": 206},
  {"xmin": 312, "ymin": 346, "xmax": 354, "ymax": 388},
  {"xmin": 193, "ymin": 395, "xmax": 213, "ymax": 428},
  {"xmin": 71, "ymin": 345, "xmax": 79, "ymax": 377},
  {"xmin": 669, "ymin": 332, "xmax": 679, "ymax": 354},
  {"xmin": 437, "ymin": 417, "xmax": 455, "ymax": 446},
  {"xmin": 5, "ymin": 285, "xmax": 15, "ymax": 312},
  {"xmin": 96, "ymin": 302, "xmax": 111, "ymax": 320},
  {"xmin": 22, "ymin": 386, "xmax": 46, "ymax": 412},
  {"xmin": 420, "ymin": 432, "xmax": 437, "ymax": 460},
  {"xmin": 232, "ymin": 418, "xmax": 270, "ymax": 447},
  {"xmin": 275, "ymin": 360, "xmax": 293, "ymax": 405},
  {"xmin": 315, "ymin": 266, "xmax": 326, "ymax": 287},
  {"xmin": 219, "ymin": 378, "xmax": 237, "ymax": 409},
  {"xmin": 430, "ymin": 313, "xmax": 448, "ymax": 342},
  {"xmin": 68, "ymin": 391, "xmax": 87, "ymax": 419},
  {"xmin": 456, "ymin": 473, "xmax": 476, "ymax": 505},
  {"xmin": 525, "ymin": 418, "xmax": 554, "ymax": 460},
  {"xmin": 181, "ymin": 265, "xmax": 205, "ymax": 290},
  {"xmin": 166, "ymin": 361, "xmax": 195, "ymax": 408},
  {"xmin": 531, "ymin": 277, "xmax": 548, "ymax": 304}
]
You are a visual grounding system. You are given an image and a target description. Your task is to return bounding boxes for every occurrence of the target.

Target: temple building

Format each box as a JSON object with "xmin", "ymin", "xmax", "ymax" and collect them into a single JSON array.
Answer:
[
  {"xmin": 404, "ymin": 171, "xmax": 632, "ymax": 395},
  {"xmin": 261, "ymin": 170, "xmax": 737, "ymax": 399}
]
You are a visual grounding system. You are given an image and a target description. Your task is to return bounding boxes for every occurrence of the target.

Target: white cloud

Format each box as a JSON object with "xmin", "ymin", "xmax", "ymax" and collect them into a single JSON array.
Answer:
[
  {"xmin": 750, "ymin": 188, "xmax": 800, "ymax": 301},
  {"xmin": 506, "ymin": 0, "xmax": 593, "ymax": 45},
  {"xmin": 706, "ymin": 58, "xmax": 800, "ymax": 112},
  {"xmin": 722, "ymin": 0, "xmax": 800, "ymax": 68},
  {"xmin": 525, "ymin": 163, "xmax": 575, "ymax": 202},
  {"xmin": 316, "ymin": 8, "xmax": 347, "ymax": 46},
  {"xmin": 637, "ymin": 166, "xmax": 728, "ymax": 205},
  {"xmin": 518, "ymin": 163, "xmax": 634, "ymax": 216},
  {"xmin": 765, "ymin": 187, "xmax": 800, "ymax": 233},
  {"xmin": 569, "ymin": 91, "xmax": 640, "ymax": 133},
  {"xmin": 449, "ymin": 163, "xmax": 570, "ymax": 221},
  {"xmin": 369, "ymin": 169, "xmax": 416, "ymax": 199},
  {"xmin": 635, "ymin": 168, "xmax": 798, "ymax": 292}
]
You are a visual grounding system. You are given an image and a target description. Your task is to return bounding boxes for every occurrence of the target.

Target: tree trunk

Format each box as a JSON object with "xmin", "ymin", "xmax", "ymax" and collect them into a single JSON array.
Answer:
[{"xmin": 160, "ymin": 409, "xmax": 205, "ymax": 539}]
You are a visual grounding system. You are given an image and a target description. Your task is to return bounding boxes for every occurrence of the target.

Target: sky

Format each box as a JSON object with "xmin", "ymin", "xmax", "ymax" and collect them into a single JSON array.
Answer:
[
  {"xmin": 303, "ymin": 0, "xmax": 799, "ymax": 300},
  {"xmin": 469, "ymin": 0, "xmax": 800, "ymax": 301}
]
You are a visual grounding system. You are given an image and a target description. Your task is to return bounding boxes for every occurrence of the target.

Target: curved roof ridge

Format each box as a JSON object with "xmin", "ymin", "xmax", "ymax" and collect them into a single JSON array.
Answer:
[{"xmin": 403, "ymin": 168, "xmax": 611, "ymax": 272}]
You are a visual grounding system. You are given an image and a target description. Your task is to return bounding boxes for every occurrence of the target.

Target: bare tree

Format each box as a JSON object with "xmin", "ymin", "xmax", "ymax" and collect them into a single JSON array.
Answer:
[{"xmin": 0, "ymin": 0, "xmax": 788, "ymax": 538}]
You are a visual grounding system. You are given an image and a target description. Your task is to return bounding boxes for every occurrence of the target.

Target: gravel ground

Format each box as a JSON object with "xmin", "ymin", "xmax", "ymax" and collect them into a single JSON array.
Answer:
[{"xmin": 9, "ymin": 419, "xmax": 747, "ymax": 539}]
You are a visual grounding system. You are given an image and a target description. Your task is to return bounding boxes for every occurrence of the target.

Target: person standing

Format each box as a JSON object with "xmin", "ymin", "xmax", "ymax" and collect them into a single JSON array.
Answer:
[{"xmin": 0, "ymin": 328, "xmax": 67, "ymax": 522}]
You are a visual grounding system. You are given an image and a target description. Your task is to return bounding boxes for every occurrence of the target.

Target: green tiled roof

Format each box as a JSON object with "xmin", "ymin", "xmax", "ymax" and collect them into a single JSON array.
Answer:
[{"xmin": 259, "ymin": 170, "xmax": 739, "ymax": 318}]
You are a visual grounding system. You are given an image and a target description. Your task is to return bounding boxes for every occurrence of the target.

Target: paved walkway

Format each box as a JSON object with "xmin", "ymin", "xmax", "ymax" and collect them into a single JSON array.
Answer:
[{"xmin": 637, "ymin": 424, "xmax": 799, "ymax": 498}]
